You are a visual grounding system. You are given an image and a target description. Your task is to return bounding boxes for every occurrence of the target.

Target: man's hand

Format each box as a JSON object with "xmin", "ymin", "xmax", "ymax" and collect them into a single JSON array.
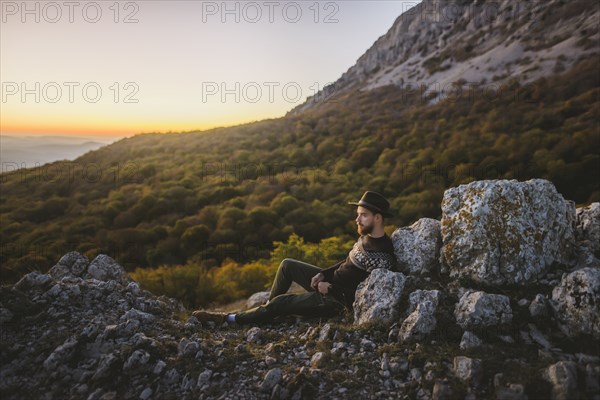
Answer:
[
  {"xmin": 311, "ymin": 272, "xmax": 324, "ymax": 291},
  {"xmin": 317, "ymin": 282, "xmax": 332, "ymax": 294}
]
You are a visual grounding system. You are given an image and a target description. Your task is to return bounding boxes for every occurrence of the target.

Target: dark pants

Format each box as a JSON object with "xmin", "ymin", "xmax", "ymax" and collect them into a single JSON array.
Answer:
[{"xmin": 235, "ymin": 258, "xmax": 346, "ymax": 324}]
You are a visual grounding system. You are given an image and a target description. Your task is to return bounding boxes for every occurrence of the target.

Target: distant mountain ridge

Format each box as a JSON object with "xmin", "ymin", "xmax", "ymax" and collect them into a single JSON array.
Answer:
[
  {"xmin": 290, "ymin": 0, "xmax": 598, "ymax": 114},
  {"xmin": 0, "ymin": 136, "xmax": 119, "ymax": 167}
]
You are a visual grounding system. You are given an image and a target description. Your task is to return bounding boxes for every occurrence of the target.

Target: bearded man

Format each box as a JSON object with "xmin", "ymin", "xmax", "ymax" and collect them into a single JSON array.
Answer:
[{"xmin": 192, "ymin": 191, "xmax": 398, "ymax": 325}]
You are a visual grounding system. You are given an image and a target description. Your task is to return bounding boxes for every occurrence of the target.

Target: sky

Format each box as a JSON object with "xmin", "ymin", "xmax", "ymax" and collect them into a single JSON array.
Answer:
[{"xmin": 1, "ymin": 0, "xmax": 422, "ymax": 138}]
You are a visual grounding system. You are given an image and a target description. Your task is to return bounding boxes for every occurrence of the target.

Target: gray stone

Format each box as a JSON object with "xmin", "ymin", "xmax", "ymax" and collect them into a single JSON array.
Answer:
[
  {"xmin": 551, "ymin": 267, "xmax": 600, "ymax": 339},
  {"xmin": 246, "ymin": 291, "xmax": 270, "ymax": 309},
  {"xmin": 353, "ymin": 268, "xmax": 406, "ymax": 325},
  {"xmin": 14, "ymin": 271, "xmax": 53, "ymax": 292},
  {"xmin": 84, "ymin": 254, "xmax": 131, "ymax": 284},
  {"xmin": 576, "ymin": 202, "xmax": 600, "ymax": 254},
  {"xmin": 455, "ymin": 290, "xmax": 513, "ymax": 329},
  {"xmin": 259, "ymin": 368, "xmax": 283, "ymax": 392},
  {"xmin": 391, "ymin": 218, "xmax": 442, "ymax": 275},
  {"xmin": 440, "ymin": 179, "xmax": 576, "ymax": 285},
  {"xmin": 310, "ymin": 352, "xmax": 326, "ymax": 368},
  {"xmin": 529, "ymin": 294, "xmax": 549, "ymax": 318},
  {"xmin": 399, "ymin": 295, "xmax": 439, "ymax": 343},
  {"xmin": 48, "ymin": 251, "xmax": 90, "ymax": 280},
  {"xmin": 246, "ymin": 327, "xmax": 263, "ymax": 344},
  {"xmin": 453, "ymin": 356, "xmax": 482, "ymax": 385},
  {"xmin": 460, "ymin": 331, "xmax": 483, "ymax": 350},
  {"xmin": 544, "ymin": 361, "xmax": 578, "ymax": 400}
]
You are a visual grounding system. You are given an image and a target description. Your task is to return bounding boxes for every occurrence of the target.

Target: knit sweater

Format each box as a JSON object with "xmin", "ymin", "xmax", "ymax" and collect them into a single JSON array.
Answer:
[{"xmin": 321, "ymin": 234, "xmax": 397, "ymax": 309}]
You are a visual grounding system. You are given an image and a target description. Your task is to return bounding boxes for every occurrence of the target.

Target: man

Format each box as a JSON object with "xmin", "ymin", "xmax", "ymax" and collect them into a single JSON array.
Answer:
[{"xmin": 192, "ymin": 191, "xmax": 398, "ymax": 325}]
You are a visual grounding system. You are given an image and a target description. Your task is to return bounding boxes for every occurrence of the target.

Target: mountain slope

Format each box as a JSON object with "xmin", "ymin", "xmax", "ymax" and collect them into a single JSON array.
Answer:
[{"xmin": 290, "ymin": 0, "xmax": 599, "ymax": 114}]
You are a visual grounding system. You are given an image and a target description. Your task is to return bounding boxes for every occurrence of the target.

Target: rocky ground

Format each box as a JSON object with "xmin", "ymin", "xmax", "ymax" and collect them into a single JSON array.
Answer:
[{"xmin": 1, "ymin": 179, "xmax": 599, "ymax": 400}]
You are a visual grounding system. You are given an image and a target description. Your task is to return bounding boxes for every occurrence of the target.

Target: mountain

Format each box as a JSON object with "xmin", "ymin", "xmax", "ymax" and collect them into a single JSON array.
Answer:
[
  {"xmin": 290, "ymin": 0, "xmax": 598, "ymax": 114},
  {"xmin": 0, "ymin": 0, "xmax": 598, "ymax": 284},
  {"xmin": 0, "ymin": 136, "xmax": 118, "ymax": 167}
]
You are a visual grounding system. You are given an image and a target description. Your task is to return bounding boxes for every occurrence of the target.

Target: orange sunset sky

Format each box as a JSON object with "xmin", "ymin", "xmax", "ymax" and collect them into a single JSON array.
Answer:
[{"xmin": 1, "ymin": 1, "xmax": 421, "ymax": 139}]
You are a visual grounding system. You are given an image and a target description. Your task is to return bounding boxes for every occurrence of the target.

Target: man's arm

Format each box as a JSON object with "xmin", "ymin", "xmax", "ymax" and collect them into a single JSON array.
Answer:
[{"xmin": 319, "ymin": 260, "xmax": 344, "ymax": 281}]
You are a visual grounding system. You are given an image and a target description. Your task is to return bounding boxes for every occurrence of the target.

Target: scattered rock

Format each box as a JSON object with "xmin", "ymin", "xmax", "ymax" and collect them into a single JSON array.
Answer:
[
  {"xmin": 353, "ymin": 268, "xmax": 406, "ymax": 325},
  {"xmin": 454, "ymin": 290, "xmax": 513, "ymax": 329},
  {"xmin": 391, "ymin": 218, "xmax": 442, "ymax": 275},
  {"xmin": 440, "ymin": 179, "xmax": 576, "ymax": 285}
]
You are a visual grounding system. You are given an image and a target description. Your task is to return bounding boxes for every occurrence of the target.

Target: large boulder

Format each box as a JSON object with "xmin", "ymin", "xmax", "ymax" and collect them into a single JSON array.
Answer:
[
  {"xmin": 353, "ymin": 269, "xmax": 406, "ymax": 325},
  {"xmin": 440, "ymin": 179, "xmax": 576, "ymax": 285},
  {"xmin": 454, "ymin": 290, "xmax": 513, "ymax": 329},
  {"xmin": 391, "ymin": 218, "xmax": 442, "ymax": 275},
  {"xmin": 551, "ymin": 267, "xmax": 600, "ymax": 339}
]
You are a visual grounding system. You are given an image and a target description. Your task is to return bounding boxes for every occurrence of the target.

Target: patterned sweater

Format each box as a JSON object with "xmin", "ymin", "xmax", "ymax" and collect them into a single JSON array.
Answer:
[{"xmin": 321, "ymin": 234, "xmax": 397, "ymax": 309}]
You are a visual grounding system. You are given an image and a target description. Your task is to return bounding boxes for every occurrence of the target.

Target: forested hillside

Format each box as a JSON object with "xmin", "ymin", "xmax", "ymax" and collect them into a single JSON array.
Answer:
[{"xmin": 1, "ymin": 56, "xmax": 598, "ymax": 284}]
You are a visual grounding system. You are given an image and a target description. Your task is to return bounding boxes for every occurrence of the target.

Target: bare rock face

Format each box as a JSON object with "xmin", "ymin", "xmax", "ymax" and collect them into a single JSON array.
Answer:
[
  {"xmin": 551, "ymin": 267, "xmax": 600, "ymax": 339},
  {"xmin": 454, "ymin": 290, "xmax": 513, "ymax": 329},
  {"xmin": 391, "ymin": 218, "xmax": 442, "ymax": 275},
  {"xmin": 398, "ymin": 289, "xmax": 441, "ymax": 342},
  {"xmin": 353, "ymin": 269, "xmax": 407, "ymax": 326},
  {"xmin": 440, "ymin": 179, "xmax": 576, "ymax": 285}
]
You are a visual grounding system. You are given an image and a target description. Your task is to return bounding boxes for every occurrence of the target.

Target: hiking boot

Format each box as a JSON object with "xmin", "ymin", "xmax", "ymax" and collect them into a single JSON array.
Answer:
[{"xmin": 191, "ymin": 310, "xmax": 227, "ymax": 325}]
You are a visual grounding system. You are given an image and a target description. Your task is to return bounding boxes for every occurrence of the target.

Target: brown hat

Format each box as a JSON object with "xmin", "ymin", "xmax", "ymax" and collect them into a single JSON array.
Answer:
[{"xmin": 348, "ymin": 191, "xmax": 393, "ymax": 217}]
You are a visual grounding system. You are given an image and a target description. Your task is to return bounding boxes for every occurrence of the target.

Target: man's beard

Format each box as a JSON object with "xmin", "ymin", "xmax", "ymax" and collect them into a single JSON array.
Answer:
[{"xmin": 358, "ymin": 222, "xmax": 373, "ymax": 235}]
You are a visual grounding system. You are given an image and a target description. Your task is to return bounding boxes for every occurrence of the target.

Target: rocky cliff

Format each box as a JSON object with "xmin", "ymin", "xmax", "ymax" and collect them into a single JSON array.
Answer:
[
  {"xmin": 290, "ymin": 0, "xmax": 599, "ymax": 114},
  {"xmin": 1, "ymin": 179, "xmax": 599, "ymax": 399}
]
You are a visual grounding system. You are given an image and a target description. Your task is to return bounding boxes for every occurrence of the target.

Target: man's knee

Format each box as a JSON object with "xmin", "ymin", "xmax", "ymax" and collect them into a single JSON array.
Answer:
[{"xmin": 278, "ymin": 258, "xmax": 296, "ymax": 275}]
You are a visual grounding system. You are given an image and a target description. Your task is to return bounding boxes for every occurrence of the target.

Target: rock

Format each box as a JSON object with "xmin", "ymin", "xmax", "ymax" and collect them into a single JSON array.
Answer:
[
  {"xmin": 432, "ymin": 379, "xmax": 454, "ymax": 400},
  {"xmin": 139, "ymin": 387, "xmax": 152, "ymax": 400},
  {"xmin": 440, "ymin": 179, "xmax": 576, "ymax": 285},
  {"xmin": 259, "ymin": 368, "xmax": 283, "ymax": 392},
  {"xmin": 246, "ymin": 327, "xmax": 263, "ymax": 343},
  {"xmin": 13, "ymin": 271, "xmax": 53, "ymax": 292},
  {"xmin": 48, "ymin": 251, "xmax": 89, "ymax": 280},
  {"xmin": 453, "ymin": 356, "xmax": 482, "ymax": 385},
  {"xmin": 551, "ymin": 267, "xmax": 600, "ymax": 339},
  {"xmin": 407, "ymin": 289, "xmax": 441, "ymax": 314},
  {"xmin": 544, "ymin": 361, "xmax": 578, "ymax": 400},
  {"xmin": 310, "ymin": 352, "xmax": 326, "ymax": 368},
  {"xmin": 496, "ymin": 383, "xmax": 527, "ymax": 400},
  {"xmin": 317, "ymin": 323, "xmax": 332, "ymax": 342},
  {"xmin": 454, "ymin": 290, "xmax": 513, "ymax": 329},
  {"xmin": 391, "ymin": 218, "xmax": 442, "ymax": 275},
  {"xmin": 84, "ymin": 254, "xmax": 132, "ymax": 284},
  {"xmin": 399, "ymin": 290, "xmax": 440, "ymax": 343},
  {"xmin": 353, "ymin": 269, "xmax": 406, "ymax": 325},
  {"xmin": 43, "ymin": 337, "xmax": 78, "ymax": 371},
  {"xmin": 197, "ymin": 369, "xmax": 212, "ymax": 388},
  {"xmin": 529, "ymin": 294, "xmax": 549, "ymax": 318},
  {"xmin": 576, "ymin": 203, "xmax": 600, "ymax": 254},
  {"xmin": 246, "ymin": 291, "xmax": 270, "ymax": 309},
  {"xmin": 460, "ymin": 331, "xmax": 483, "ymax": 350}
]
